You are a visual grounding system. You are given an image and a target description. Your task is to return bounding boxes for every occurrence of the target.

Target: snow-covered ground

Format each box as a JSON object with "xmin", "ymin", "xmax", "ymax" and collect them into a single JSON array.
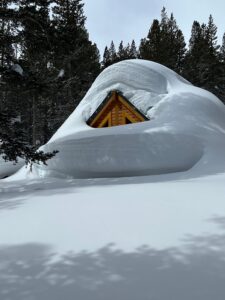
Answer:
[
  {"xmin": 1, "ymin": 173, "xmax": 225, "ymax": 300},
  {"xmin": 1, "ymin": 60, "xmax": 225, "ymax": 299},
  {"xmin": 0, "ymin": 156, "xmax": 24, "ymax": 179}
]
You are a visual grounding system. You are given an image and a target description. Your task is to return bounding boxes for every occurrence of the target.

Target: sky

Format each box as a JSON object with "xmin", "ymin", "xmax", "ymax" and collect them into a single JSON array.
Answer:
[{"xmin": 83, "ymin": 0, "xmax": 225, "ymax": 56}]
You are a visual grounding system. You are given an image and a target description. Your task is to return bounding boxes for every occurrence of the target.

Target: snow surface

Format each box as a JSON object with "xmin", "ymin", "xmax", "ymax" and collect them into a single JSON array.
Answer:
[
  {"xmin": 1, "ymin": 173, "xmax": 225, "ymax": 299},
  {"xmin": 1, "ymin": 60, "xmax": 225, "ymax": 299},
  {"xmin": 27, "ymin": 59, "xmax": 225, "ymax": 179},
  {"xmin": 0, "ymin": 156, "xmax": 24, "ymax": 179}
]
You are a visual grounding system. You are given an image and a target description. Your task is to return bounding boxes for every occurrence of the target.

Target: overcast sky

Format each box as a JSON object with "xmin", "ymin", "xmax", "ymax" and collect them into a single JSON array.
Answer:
[{"xmin": 83, "ymin": 0, "xmax": 225, "ymax": 55}]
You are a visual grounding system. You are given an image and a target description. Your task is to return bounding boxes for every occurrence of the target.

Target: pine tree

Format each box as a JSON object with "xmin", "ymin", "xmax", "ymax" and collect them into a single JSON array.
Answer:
[
  {"xmin": 0, "ymin": 0, "xmax": 101, "ymax": 164},
  {"xmin": 159, "ymin": 11, "xmax": 186, "ymax": 72},
  {"xmin": 0, "ymin": 107, "xmax": 57, "ymax": 166},
  {"xmin": 17, "ymin": 0, "xmax": 53, "ymax": 145},
  {"xmin": 108, "ymin": 41, "xmax": 117, "ymax": 64},
  {"xmin": 139, "ymin": 8, "xmax": 186, "ymax": 73},
  {"xmin": 139, "ymin": 19, "xmax": 161, "ymax": 61},
  {"xmin": 52, "ymin": 0, "xmax": 100, "ymax": 123},
  {"xmin": 0, "ymin": 0, "xmax": 24, "ymax": 145},
  {"xmin": 207, "ymin": 15, "xmax": 220, "ymax": 53},
  {"xmin": 117, "ymin": 41, "xmax": 126, "ymax": 60},
  {"xmin": 102, "ymin": 39, "xmax": 138, "ymax": 68},
  {"xmin": 183, "ymin": 16, "xmax": 223, "ymax": 100},
  {"xmin": 101, "ymin": 41, "xmax": 117, "ymax": 68},
  {"xmin": 221, "ymin": 33, "xmax": 225, "ymax": 61},
  {"xmin": 220, "ymin": 33, "xmax": 225, "ymax": 62},
  {"xmin": 203, "ymin": 15, "xmax": 222, "ymax": 95},
  {"xmin": 129, "ymin": 40, "xmax": 138, "ymax": 59},
  {"xmin": 0, "ymin": 0, "xmax": 58, "ymax": 167},
  {"xmin": 183, "ymin": 21, "xmax": 209, "ymax": 85},
  {"xmin": 0, "ymin": 1, "xmax": 16, "ymax": 71},
  {"xmin": 159, "ymin": 7, "xmax": 169, "ymax": 63},
  {"xmin": 218, "ymin": 33, "xmax": 225, "ymax": 103},
  {"xmin": 102, "ymin": 46, "xmax": 111, "ymax": 68}
]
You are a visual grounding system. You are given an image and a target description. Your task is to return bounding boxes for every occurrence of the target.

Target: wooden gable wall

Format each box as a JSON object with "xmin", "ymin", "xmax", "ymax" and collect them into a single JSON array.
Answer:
[{"xmin": 87, "ymin": 91, "xmax": 148, "ymax": 128}]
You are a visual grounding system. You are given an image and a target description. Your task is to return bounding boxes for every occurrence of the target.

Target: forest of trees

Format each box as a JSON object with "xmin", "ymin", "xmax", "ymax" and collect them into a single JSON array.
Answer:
[{"xmin": 1, "ymin": 1, "xmax": 225, "ymax": 163}]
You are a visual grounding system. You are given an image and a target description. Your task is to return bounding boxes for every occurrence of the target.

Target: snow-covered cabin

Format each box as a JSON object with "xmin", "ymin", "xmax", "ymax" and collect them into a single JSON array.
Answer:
[
  {"xmin": 20, "ymin": 59, "xmax": 225, "ymax": 180},
  {"xmin": 87, "ymin": 90, "xmax": 149, "ymax": 128}
]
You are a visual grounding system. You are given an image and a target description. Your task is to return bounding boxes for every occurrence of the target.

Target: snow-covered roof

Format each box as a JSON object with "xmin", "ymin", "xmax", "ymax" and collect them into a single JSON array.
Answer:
[
  {"xmin": 13, "ymin": 59, "xmax": 225, "ymax": 180},
  {"xmin": 49, "ymin": 59, "xmax": 222, "ymax": 142}
]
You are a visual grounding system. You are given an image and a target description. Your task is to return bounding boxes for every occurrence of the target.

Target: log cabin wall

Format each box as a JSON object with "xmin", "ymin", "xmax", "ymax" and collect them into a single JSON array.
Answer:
[{"xmin": 88, "ymin": 91, "xmax": 148, "ymax": 128}]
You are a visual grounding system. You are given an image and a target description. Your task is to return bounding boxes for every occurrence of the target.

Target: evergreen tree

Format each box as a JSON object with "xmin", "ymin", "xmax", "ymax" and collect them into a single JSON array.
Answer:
[
  {"xmin": 0, "ymin": 0, "xmax": 58, "ymax": 164},
  {"xmin": 166, "ymin": 13, "xmax": 186, "ymax": 72},
  {"xmin": 102, "ymin": 39, "xmax": 138, "ymax": 68},
  {"xmin": 203, "ymin": 15, "xmax": 222, "ymax": 95},
  {"xmin": 207, "ymin": 15, "xmax": 220, "ymax": 53},
  {"xmin": 0, "ymin": 1, "xmax": 25, "ymax": 145},
  {"xmin": 139, "ymin": 19, "xmax": 161, "ymax": 61},
  {"xmin": 102, "ymin": 46, "xmax": 111, "ymax": 68},
  {"xmin": 0, "ymin": 107, "xmax": 57, "ymax": 166},
  {"xmin": 101, "ymin": 40, "xmax": 117, "ymax": 68},
  {"xmin": 183, "ymin": 16, "xmax": 223, "ymax": 100},
  {"xmin": 51, "ymin": 0, "xmax": 100, "ymax": 125},
  {"xmin": 128, "ymin": 40, "xmax": 138, "ymax": 59},
  {"xmin": 117, "ymin": 41, "xmax": 127, "ymax": 61},
  {"xmin": 0, "ymin": 0, "xmax": 16, "ymax": 71},
  {"xmin": 108, "ymin": 41, "xmax": 117, "ymax": 63},
  {"xmin": 117, "ymin": 40, "xmax": 137, "ymax": 61},
  {"xmin": 183, "ymin": 21, "xmax": 208, "ymax": 85},
  {"xmin": 139, "ymin": 8, "xmax": 186, "ymax": 73},
  {"xmin": 218, "ymin": 33, "xmax": 225, "ymax": 102},
  {"xmin": 221, "ymin": 33, "xmax": 225, "ymax": 61},
  {"xmin": 0, "ymin": 0, "xmax": 100, "ymax": 164},
  {"xmin": 17, "ymin": 0, "xmax": 53, "ymax": 145}
]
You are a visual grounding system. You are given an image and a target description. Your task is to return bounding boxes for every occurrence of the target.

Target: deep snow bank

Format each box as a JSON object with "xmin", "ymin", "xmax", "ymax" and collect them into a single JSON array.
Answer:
[
  {"xmin": 27, "ymin": 60, "xmax": 225, "ymax": 178},
  {"xmin": 0, "ymin": 156, "xmax": 24, "ymax": 179}
]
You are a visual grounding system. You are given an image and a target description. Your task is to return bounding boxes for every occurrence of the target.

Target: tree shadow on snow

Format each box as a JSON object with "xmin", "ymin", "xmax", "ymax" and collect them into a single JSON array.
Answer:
[
  {"xmin": 0, "ymin": 178, "xmax": 82, "ymax": 209},
  {"xmin": 0, "ymin": 216, "xmax": 225, "ymax": 300}
]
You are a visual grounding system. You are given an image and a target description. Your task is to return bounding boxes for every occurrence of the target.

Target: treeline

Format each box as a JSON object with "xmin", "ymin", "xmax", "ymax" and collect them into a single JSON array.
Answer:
[
  {"xmin": 1, "ymin": 2, "xmax": 225, "ymax": 154},
  {"xmin": 103, "ymin": 8, "xmax": 225, "ymax": 103},
  {"xmin": 0, "ymin": 0, "xmax": 100, "ymax": 149}
]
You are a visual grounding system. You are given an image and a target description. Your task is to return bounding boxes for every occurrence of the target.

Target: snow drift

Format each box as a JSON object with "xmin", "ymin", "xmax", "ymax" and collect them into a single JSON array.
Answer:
[
  {"xmin": 0, "ymin": 156, "xmax": 24, "ymax": 179},
  {"xmin": 2, "ymin": 60, "xmax": 225, "ymax": 299},
  {"xmin": 31, "ymin": 59, "xmax": 225, "ymax": 179}
]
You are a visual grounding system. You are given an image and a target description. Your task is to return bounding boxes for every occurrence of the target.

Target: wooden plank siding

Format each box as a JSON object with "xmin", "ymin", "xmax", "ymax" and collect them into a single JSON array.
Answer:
[{"xmin": 87, "ymin": 90, "xmax": 149, "ymax": 128}]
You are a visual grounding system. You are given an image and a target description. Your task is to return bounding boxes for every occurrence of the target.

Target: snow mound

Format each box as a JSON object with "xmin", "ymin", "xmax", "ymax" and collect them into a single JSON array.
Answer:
[
  {"xmin": 18, "ymin": 60, "xmax": 225, "ymax": 179},
  {"xmin": 0, "ymin": 156, "xmax": 24, "ymax": 179}
]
